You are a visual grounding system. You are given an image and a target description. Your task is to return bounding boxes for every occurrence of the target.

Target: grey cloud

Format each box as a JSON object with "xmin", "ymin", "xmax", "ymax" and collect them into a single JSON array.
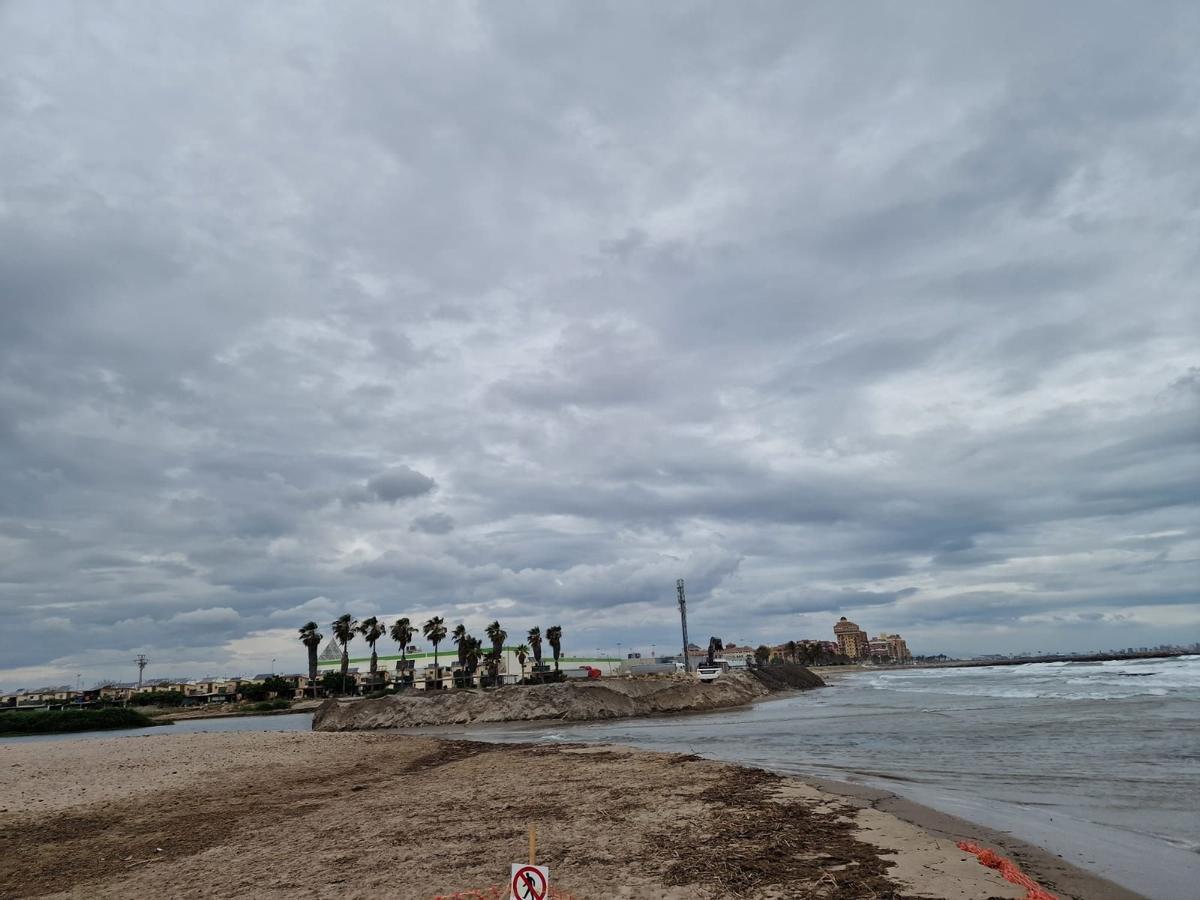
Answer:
[
  {"xmin": 1, "ymin": 2, "xmax": 1198, "ymax": 687},
  {"xmin": 756, "ymin": 588, "xmax": 920, "ymax": 617},
  {"xmin": 350, "ymin": 466, "xmax": 437, "ymax": 505},
  {"xmin": 411, "ymin": 512, "xmax": 455, "ymax": 534}
]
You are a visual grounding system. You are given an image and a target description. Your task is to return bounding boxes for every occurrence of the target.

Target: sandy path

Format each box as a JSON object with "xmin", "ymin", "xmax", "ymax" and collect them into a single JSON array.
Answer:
[{"xmin": 1, "ymin": 732, "xmax": 1030, "ymax": 899}]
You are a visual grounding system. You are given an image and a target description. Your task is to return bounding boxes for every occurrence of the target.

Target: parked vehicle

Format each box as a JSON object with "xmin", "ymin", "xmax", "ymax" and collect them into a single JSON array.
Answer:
[
  {"xmin": 625, "ymin": 663, "xmax": 678, "ymax": 676},
  {"xmin": 563, "ymin": 665, "xmax": 602, "ymax": 680}
]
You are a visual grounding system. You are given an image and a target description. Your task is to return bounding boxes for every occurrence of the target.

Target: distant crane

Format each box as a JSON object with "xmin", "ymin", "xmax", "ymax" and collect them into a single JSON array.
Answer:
[{"xmin": 677, "ymin": 579, "xmax": 691, "ymax": 673}]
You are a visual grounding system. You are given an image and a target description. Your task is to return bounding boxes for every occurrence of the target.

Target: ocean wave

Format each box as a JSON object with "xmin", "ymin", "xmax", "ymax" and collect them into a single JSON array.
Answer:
[
  {"xmin": 865, "ymin": 657, "xmax": 1200, "ymax": 701},
  {"xmin": 878, "ymin": 684, "xmax": 1172, "ymax": 700}
]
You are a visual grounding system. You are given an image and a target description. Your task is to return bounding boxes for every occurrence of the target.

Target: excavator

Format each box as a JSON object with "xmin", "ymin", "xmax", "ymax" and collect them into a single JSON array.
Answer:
[{"xmin": 696, "ymin": 636, "xmax": 725, "ymax": 682}]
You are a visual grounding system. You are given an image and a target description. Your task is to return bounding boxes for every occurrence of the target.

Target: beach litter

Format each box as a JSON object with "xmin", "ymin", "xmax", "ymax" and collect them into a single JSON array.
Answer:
[{"xmin": 956, "ymin": 841, "xmax": 1057, "ymax": 900}]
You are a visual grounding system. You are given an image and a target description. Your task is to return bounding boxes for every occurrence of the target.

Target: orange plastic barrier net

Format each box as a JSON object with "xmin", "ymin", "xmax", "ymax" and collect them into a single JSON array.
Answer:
[
  {"xmin": 432, "ymin": 887, "xmax": 575, "ymax": 900},
  {"xmin": 957, "ymin": 841, "xmax": 1058, "ymax": 900}
]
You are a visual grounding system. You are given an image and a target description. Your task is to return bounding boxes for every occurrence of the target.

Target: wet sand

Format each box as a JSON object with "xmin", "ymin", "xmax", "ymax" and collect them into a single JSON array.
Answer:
[{"xmin": 0, "ymin": 731, "xmax": 1137, "ymax": 899}]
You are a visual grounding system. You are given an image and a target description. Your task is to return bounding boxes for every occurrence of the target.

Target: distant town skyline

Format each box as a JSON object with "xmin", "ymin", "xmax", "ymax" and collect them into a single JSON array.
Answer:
[{"xmin": 2, "ymin": 4, "xmax": 1197, "ymax": 691}]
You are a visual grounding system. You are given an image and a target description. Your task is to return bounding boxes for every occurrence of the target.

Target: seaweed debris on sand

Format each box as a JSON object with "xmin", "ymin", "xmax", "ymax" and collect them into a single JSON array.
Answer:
[{"xmin": 0, "ymin": 731, "xmax": 1049, "ymax": 900}]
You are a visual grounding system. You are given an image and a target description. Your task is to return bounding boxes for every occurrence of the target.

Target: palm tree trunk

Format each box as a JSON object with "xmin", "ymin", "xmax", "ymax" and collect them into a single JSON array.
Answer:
[{"xmin": 307, "ymin": 646, "xmax": 318, "ymax": 698}]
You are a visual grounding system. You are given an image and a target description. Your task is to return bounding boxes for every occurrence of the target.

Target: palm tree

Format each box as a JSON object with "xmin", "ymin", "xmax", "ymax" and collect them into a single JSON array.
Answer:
[
  {"xmin": 452, "ymin": 624, "xmax": 469, "ymax": 667},
  {"xmin": 463, "ymin": 636, "xmax": 483, "ymax": 680},
  {"xmin": 423, "ymin": 616, "xmax": 447, "ymax": 672},
  {"xmin": 515, "ymin": 644, "xmax": 530, "ymax": 682},
  {"xmin": 359, "ymin": 617, "xmax": 386, "ymax": 682},
  {"xmin": 485, "ymin": 620, "xmax": 507, "ymax": 656},
  {"xmin": 754, "ymin": 644, "xmax": 771, "ymax": 667},
  {"xmin": 389, "ymin": 617, "xmax": 414, "ymax": 689},
  {"xmin": 785, "ymin": 640, "xmax": 798, "ymax": 663},
  {"xmin": 527, "ymin": 626, "xmax": 543, "ymax": 669},
  {"xmin": 390, "ymin": 617, "xmax": 414, "ymax": 660},
  {"xmin": 485, "ymin": 621, "xmax": 507, "ymax": 687},
  {"xmin": 298, "ymin": 622, "xmax": 323, "ymax": 694},
  {"xmin": 546, "ymin": 625, "xmax": 563, "ymax": 673},
  {"xmin": 331, "ymin": 614, "xmax": 358, "ymax": 694}
]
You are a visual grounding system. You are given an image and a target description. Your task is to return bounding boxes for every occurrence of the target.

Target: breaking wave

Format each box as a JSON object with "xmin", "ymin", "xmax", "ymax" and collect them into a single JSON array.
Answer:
[{"xmin": 865, "ymin": 656, "xmax": 1199, "ymax": 701}]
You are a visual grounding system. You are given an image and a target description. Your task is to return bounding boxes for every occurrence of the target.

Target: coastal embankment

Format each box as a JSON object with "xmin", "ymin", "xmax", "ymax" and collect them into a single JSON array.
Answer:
[
  {"xmin": 312, "ymin": 665, "xmax": 823, "ymax": 731},
  {"xmin": 0, "ymin": 729, "xmax": 1091, "ymax": 900}
]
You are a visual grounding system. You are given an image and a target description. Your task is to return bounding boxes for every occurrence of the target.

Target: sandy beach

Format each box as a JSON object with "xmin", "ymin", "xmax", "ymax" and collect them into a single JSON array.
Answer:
[{"xmin": 0, "ymin": 730, "xmax": 1139, "ymax": 900}]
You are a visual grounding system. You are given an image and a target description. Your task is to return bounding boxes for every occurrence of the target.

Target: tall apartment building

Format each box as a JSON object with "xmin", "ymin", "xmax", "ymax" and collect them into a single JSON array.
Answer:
[
  {"xmin": 833, "ymin": 616, "xmax": 870, "ymax": 658},
  {"xmin": 875, "ymin": 633, "xmax": 911, "ymax": 661}
]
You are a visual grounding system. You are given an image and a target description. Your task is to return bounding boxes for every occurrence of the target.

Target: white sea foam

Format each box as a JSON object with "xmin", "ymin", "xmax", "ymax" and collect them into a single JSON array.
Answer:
[{"xmin": 864, "ymin": 656, "xmax": 1199, "ymax": 701}]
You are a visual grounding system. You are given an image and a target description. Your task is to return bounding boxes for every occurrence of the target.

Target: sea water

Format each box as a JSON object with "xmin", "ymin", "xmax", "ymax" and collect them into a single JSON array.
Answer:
[{"xmin": 459, "ymin": 655, "xmax": 1200, "ymax": 899}]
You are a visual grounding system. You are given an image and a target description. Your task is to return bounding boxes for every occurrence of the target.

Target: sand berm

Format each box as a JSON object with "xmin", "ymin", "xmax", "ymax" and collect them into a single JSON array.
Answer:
[{"xmin": 313, "ymin": 665, "xmax": 825, "ymax": 730}]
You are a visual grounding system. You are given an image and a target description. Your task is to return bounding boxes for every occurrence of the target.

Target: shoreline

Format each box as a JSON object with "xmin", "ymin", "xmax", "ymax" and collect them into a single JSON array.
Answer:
[
  {"xmin": 425, "ymin": 717, "xmax": 1148, "ymax": 900},
  {"xmin": 807, "ymin": 777, "xmax": 1143, "ymax": 900},
  {"xmin": 0, "ymin": 730, "xmax": 1140, "ymax": 900}
]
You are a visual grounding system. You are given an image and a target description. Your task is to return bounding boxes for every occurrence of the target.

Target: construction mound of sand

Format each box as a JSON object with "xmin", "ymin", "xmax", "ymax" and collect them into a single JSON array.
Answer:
[{"xmin": 312, "ymin": 666, "xmax": 824, "ymax": 731}]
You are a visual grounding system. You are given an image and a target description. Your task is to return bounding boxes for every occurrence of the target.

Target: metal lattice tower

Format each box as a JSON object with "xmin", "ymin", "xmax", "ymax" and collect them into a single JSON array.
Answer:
[
  {"xmin": 676, "ymin": 579, "xmax": 691, "ymax": 673},
  {"xmin": 135, "ymin": 654, "xmax": 148, "ymax": 689}
]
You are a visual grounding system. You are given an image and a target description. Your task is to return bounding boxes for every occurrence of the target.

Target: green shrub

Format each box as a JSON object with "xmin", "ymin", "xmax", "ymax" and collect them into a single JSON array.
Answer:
[
  {"xmin": 241, "ymin": 676, "xmax": 296, "ymax": 701},
  {"xmin": 248, "ymin": 699, "xmax": 291, "ymax": 712},
  {"xmin": 0, "ymin": 707, "xmax": 155, "ymax": 735},
  {"xmin": 318, "ymin": 669, "xmax": 355, "ymax": 695}
]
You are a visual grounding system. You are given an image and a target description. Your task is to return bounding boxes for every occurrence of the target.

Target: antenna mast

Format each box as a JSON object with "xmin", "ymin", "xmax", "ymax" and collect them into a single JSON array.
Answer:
[{"xmin": 676, "ymin": 579, "xmax": 691, "ymax": 673}]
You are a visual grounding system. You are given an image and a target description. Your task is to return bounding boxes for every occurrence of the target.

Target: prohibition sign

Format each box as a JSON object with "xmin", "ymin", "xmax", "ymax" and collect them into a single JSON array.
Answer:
[{"xmin": 510, "ymin": 864, "xmax": 548, "ymax": 900}]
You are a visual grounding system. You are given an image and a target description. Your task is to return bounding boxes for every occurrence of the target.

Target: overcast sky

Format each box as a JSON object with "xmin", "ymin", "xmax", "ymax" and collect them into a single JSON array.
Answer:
[{"xmin": 2, "ymin": 2, "xmax": 1197, "ymax": 688}]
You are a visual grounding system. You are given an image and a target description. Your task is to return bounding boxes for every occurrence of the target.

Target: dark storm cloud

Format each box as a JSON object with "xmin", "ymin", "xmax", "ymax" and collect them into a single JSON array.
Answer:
[
  {"xmin": 1, "ymin": 2, "xmax": 1198, "ymax": 687},
  {"xmin": 411, "ymin": 512, "xmax": 455, "ymax": 535},
  {"xmin": 364, "ymin": 467, "xmax": 437, "ymax": 504}
]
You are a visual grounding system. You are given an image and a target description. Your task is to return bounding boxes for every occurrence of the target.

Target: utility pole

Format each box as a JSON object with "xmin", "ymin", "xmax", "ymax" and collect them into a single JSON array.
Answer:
[
  {"xmin": 677, "ymin": 579, "xmax": 691, "ymax": 673},
  {"xmin": 135, "ymin": 654, "xmax": 148, "ymax": 689}
]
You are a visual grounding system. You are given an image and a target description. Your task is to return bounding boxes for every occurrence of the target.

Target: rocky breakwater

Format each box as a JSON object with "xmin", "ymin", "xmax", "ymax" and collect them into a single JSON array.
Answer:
[{"xmin": 311, "ymin": 665, "xmax": 825, "ymax": 731}]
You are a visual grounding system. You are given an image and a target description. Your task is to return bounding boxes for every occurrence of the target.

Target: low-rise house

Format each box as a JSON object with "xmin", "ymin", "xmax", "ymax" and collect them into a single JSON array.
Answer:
[
  {"xmin": 132, "ymin": 678, "xmax": 192, "ymax": 696},
  {"xmin": 18, "ymin": 686, "xmax": 76, "ymax": 707},
  {"xmin": 721, "ymin": 644, "xmax": 756, "ymax": 666},
  {"xmin": 273, "ymin": 673, "xmax": 309, "ymax": 698},
  {"xmin": 98, "ymin": 683, "xmax": 136, "ymax": 702}
]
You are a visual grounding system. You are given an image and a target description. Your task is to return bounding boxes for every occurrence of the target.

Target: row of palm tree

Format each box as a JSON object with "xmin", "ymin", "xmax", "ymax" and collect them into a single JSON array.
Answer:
[
  {"xmin": 780, "ymin": 639, "xmax": 834, "ymax": 666},
  {"xmin": 297, "ymin": 616, "xmax": 565, "ymax": 689}
]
